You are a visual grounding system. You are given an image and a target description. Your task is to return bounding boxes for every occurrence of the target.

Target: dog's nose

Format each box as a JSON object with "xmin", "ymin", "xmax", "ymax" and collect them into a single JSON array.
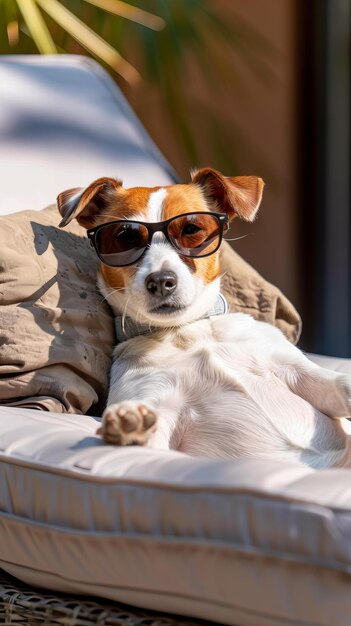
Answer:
[{"xmin": 145, "ymin": 271, "xmax": 177, "ymax": 297}]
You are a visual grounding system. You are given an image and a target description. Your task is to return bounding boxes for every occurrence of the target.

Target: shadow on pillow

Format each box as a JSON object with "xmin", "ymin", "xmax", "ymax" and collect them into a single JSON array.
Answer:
[{"xmin": 0, "ymin": 206, "xmax": 115, "ymax": 414}]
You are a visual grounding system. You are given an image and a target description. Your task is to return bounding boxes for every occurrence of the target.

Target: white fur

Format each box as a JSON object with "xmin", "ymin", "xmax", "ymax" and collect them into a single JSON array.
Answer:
[
  {"xmin": 145, "ymin": 187, "xmax": 167, "ymax": 223},
  {"xmin": 98, "ymin": 197, "xmax": 351, "ymax": 468},
  {"xmin": 102, "ymin": 311, "xmax": 351, "ymax": 468}
]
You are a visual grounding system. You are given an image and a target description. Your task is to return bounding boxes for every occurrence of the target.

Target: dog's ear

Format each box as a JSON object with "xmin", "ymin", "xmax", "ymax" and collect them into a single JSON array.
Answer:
[
  {"xmin": 57, "ymin": 177, "xmax": 123, "ymax": 228},
  {"xmin": 191, "ymin": 167, "xmax": 264, "ymax": 222}
]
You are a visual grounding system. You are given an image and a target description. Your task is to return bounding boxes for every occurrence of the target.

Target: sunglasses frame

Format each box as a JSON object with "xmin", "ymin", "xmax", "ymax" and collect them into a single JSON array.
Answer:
[{"xmin": 87, "ymin": 211, "xmax": 230, "ymax": 267}]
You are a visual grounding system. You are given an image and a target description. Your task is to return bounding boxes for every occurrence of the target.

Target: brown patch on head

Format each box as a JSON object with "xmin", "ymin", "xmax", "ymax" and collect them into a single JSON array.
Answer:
[
  {"xmin": 162, "ymin": 184, "xmax": 209, "ymax": 221},
  {"xmin": 123, "ymin": 186, "xmax": 160, "ymax": 219}
]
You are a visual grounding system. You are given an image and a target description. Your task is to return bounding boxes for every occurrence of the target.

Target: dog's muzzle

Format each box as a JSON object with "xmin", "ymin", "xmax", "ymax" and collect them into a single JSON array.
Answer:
[{"xmin": 145, "ymin": 271, "xmax": 177, "ymax": 297}]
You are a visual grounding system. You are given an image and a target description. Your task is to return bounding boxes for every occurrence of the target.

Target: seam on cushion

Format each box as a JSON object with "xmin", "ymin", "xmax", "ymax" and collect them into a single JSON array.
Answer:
[
  {"xmin": 1, "ymin": 511, "xmax": 351, "ymax": 576},
  {"xmin": 2, "ymin": 457, "xmax": 346, "ymax": 512},
  {"xmin": 0, "ymin": 560, "xmax": 338, "ymax": 626},
  {"xmin": 0, "ymin": 559, "xmax": 329, "ymax": 626},
  {"xmin": 3, "ymin": 456, "xmax": 350, "ymax": 513},
  {"xmin": 0, "ymin": 454, "xmax": 313, "ymax": 490}
]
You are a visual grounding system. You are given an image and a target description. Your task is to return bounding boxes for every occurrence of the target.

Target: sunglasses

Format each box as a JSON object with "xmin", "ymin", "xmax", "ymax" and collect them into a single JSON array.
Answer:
[{"xmin": 87, "ymin": 212, "xmax": 229, "ymax": 267}]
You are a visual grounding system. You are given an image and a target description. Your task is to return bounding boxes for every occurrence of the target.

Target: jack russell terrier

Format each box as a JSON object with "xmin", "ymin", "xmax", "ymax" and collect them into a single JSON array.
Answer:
[{"xmin": 58, "ymin": 168, "xmax": 351, "ymax": 468}]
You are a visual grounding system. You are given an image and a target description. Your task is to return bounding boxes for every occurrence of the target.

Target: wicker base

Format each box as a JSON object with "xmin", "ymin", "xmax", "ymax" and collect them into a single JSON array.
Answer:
[{"xmin": 0, "ymin": 569, "xmax": 209, "ymax": 626}]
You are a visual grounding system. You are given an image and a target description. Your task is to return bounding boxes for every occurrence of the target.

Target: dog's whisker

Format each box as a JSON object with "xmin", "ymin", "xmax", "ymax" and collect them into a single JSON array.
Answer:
[
  {"xmin": 99, "ymin": 287, "xmax": 125, "ymax": 306},
  {"xmin": 121, "ymin": 295, "xmax": 132, "ymax": 336},
  {"xmin": 97, "ymin": 212, "xmax": 122, "ymax": 221},
  {"xmin": 102, "ymin": 287, "xmax": 125, "ymax": 295},
  {"xmin": 97, "ymin": 212, "xmax": 135, "ymax": 222},
  {"xmin": 100, "ymin": 294, "xmax": 114, "ymax": 305},
  {"xmin": 223, "ymin": 234, "xmax": 252, "ymax": 242}
]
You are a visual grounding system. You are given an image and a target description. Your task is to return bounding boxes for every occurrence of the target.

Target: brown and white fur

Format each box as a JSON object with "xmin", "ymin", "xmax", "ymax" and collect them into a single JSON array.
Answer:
[{"xmin": 58, "ymin": 168, "xmax": 351, "ymax": 468}]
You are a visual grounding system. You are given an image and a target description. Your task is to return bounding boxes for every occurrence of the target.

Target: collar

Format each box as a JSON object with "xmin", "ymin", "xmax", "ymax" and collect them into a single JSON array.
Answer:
[{"xmin": 115, "ymin": 293, "xmax": 228, "ymax": 343}]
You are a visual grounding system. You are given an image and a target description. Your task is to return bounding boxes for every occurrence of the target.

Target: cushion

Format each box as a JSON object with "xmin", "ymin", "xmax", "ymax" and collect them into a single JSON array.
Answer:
[
  {"xmin": 0, "ymin": 205, "xmax": 301, "ymax": 414},
  {"xmin": 1, "ymin": 404, "xmax": 351, "ymax": 626},
  {"xmin": 0, "ymin": 55, "xmax": 176, "ymax": 214},
  {"xmin": 0, "ymin": 205, "xmax": 115, "ymax": 414}
]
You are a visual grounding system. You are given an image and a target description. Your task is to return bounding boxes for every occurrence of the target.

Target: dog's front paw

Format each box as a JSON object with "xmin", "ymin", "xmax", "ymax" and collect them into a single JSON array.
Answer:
[{"xmin": 97, "ymin": 401, "xmax": 158, "ymax": 445}]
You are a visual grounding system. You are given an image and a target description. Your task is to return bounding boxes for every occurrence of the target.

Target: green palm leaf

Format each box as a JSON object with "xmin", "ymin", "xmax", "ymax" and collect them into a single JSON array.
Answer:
[
  {"xmin": 37, "ymin": 0, "xmax": 140, "ymax": 84},
  {"xmin": 82, "ymin": 0, "xmax": 165, "ymax": 31},
  {"xmin": 16, "ymin": 0, "xmax": 56, "ymax": 53},
  {"xmin": 0, "ymin": 0, "xmax": 162, "ymax": 84}
]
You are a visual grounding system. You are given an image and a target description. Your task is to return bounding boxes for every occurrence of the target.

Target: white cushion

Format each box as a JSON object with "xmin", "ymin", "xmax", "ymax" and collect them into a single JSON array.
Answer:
[
  {"xmin": 308, "ymin": 353, "xmax": 351, "ymax": 373},
  {"xmin": 0, "ymin": 55, "xmax": 175, "ymax": 215},
  {"xmin": 1, "ymin": 405, "xmax": 351, "ymax": 626}
]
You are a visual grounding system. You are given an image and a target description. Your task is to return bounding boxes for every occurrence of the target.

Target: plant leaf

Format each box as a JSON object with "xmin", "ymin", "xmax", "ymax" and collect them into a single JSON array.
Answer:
[
  {"xmin": 36, "ymin": 0, "xmax": 140, "ymax": 84},
  {"xmin": 82, "ymin": 0, "xmax": 165, "ymax": 31},
  {"xmin": 16, "ymin": 0, "xmax": 57, "ymax": 54}
]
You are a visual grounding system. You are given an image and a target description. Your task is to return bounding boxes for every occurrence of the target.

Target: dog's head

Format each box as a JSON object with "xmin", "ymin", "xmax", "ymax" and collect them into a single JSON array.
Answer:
[{"xmin": 57, "ymin": 168, "xmax": 263, "ymax": 326}]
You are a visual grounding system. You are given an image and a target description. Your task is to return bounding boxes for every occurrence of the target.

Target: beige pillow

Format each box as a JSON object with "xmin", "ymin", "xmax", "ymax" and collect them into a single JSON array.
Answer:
[
  {"xmin": 220, "ymin": 242, "xmax": 301, "ymax": 344},
  {"xmin": 0, "ymin": 206, "xmax": 115, "ymax": 414},
  {"xmin": 0, "ymin": 207, "xmax": 301, "ymax": 414}
]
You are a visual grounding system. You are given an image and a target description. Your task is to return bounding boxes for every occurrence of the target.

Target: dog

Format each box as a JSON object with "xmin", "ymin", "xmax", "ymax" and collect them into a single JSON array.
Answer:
[{"xmin": 58, "ymin": 167, "xmax": 351, "ymax": 468}]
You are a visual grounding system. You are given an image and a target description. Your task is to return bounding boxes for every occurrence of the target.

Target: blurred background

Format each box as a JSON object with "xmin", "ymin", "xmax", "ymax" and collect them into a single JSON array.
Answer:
[{"xmin": 0, "ymin": 0, "xmax": 350, "ymax": 356}]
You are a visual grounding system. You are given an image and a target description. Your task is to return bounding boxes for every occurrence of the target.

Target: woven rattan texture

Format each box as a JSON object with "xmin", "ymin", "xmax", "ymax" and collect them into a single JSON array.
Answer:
[{"xmin": 0, "ymin": 569, "xmax": 208, "ymax": 626}]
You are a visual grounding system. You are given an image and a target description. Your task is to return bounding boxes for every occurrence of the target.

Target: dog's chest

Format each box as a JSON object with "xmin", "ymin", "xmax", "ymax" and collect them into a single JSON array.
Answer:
[
  {"xmin": 148, "ymin": 314, "xmax": 269, "ymax": 389},
  {"xmin": 116, "ymin": 313, "xmax": 279, "ymax": 397}
]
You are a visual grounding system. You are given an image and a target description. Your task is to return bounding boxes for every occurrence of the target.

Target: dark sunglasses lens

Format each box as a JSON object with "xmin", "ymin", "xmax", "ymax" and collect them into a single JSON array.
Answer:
[
  {"xmin": 168, "ymin": 213, "xmax": 221, "ymax": 257},
  {"xmin": 95, "ymin": 222, "xmax": 148, "ymax": 266}
]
